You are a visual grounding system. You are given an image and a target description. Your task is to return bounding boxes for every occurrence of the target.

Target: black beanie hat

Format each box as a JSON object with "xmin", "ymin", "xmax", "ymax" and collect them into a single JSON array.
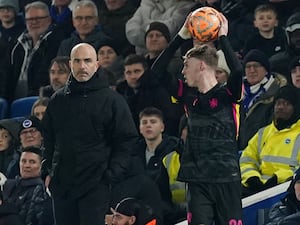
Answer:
[
  {"xmin": 274, "ymin": 85, "xmax": 297, "ymax": 107},
  {"xmin": 97, "ymin": 39, "xmax": 120, "ymax": 56},
  {"xmin": 145, "ymin": 22, "xmax": 171, "ymax": 42},
  {"xmin": 112, "ymin": 198, "xmax": 157, "ymax": 225},
  {"xmin": 19, "ymin": 116, "xmax": 43, "ymax": 136},
  {"xmin": 243, "ymin": 49, "xmax": 270, "ymax": 73},
  {"xmin": 289, "ymin": 56, "xmax": 300, "ymax": 72}
]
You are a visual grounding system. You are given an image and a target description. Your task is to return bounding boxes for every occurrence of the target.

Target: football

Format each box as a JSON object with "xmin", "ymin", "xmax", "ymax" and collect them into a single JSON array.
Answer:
[{"xmin": 187, "ymin": 7, "xmax": 221, "ymax": 43}]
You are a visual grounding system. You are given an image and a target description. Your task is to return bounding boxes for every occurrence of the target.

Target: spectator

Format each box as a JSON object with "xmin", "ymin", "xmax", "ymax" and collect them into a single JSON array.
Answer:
[
  {"xmin": 19, "ymin": 116, "xmax": 44, "ymax": 150},
  {"xmin": 266, "ymin": 172, "xmax": 300, "ymax": 225},
  {"xmin": 0, "ymin": 146, "xmax": 53, "ymax": 225},
  {"xmin": 0, "ymin": 0, "xmax": 25, "ymax": 99},
  {"xmin": 50, "ymin": 0, "xmax": 74, "ymax": 38},
  {"xmin": 215, "ymin": 50, "xmax": 230, "ymax": 84},
  {"xmin": 145, "ymin": 21, "xmax": 183, "ymax": 80},
  {"xmin": 42, "ymin": 43, "xmax": 138, "ymax": 225},
  {"xmin": 0, "ymin": 118, "xmax": 20, "ymax": 178},
  {"xmin": 116, "ymin": 54, "xmax": 183, "ymax": 136},
  {"xmin": 151, "ymin": 13, "xmax": 244, "ymax": 225},
  {"xmin": 97, "ymin": 40, "xmax": 125, "ymax": 88},
  {"xmin": 240, "ymin": 85, "xmax": 300, "ymax": 197},
  {"xmin": 108, "ymin": 156, "xmax": 164, "ymax": 225},
  {"xmin": 57, "ymin": 0, "xmax": 110, "ymax": 57},
  {"xmin": 270, "ymin": 12, "xmax": 300, "ymax": 78},
  {"xmin": 288, "ymin": 56, "xmax": 300, "ymax": 89},
  {"xmin": 125, "ymin": 0, "xmax": 196, "ymax": 54},
  {"xmin": 110, "ymin": 197, "xmax": 159, "ymax": 225},
  {"xmin": 238, "ymin": 49, "xmax": 287, "ymax": 150},
  {"xmin": 242, "ymin": 4, "xmax": 286, "ymax": 57},
  {"xmin": 98, "ymin": 0, "xmax": 138, "ymax": 57},
  {"xmin": 135, "ymin": 107, "xmax": 185, "ymax": 225},
  {"xmin": 39, "ymin": 56, "xmax": 71, "ymax": 98},
  {"xmin": 6, "ymin": 1, "xmax": 65, "ymax": 101},
  {"xmin": 0, "ymin": 0, "xmax": 25, "ymax": 45},
  {"xmin": 31, "ymin": 97, "xmax": 49, "ymax": 120}
]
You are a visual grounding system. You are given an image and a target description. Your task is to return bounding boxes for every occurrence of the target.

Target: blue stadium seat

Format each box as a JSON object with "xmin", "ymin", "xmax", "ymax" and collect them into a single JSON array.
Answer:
[
  {"xmin": 9, "ymin": 96, "xmax": 39, "ymax": 118},
  {"xmin": 0, "ymin": 98, "xmax": 8, "ymax": 119}
]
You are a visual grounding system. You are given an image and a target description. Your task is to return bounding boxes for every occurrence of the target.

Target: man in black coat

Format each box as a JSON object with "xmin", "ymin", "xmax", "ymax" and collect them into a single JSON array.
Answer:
[{"xmin": 42, "ymin": 43, "xmax": 138, "ymax": 225}]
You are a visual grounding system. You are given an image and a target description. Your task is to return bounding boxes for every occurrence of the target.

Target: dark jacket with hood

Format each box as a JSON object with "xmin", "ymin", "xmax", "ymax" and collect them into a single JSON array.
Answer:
[
  {"xmin": 0, "ymin": 119, "xmax": 21, "ymax": 179},
  {"xmin": 42, "ymin": 69, "xmax": 138, "ymax": 198}
]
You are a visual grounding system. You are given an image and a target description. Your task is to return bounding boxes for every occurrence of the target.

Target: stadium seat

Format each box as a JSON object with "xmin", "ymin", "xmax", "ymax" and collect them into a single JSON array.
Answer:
[
  {"xmin": 0, "ymin": 98, "xmax": 8, "ymax": 119},
  {"xmin": 9, "ymin": 96, "xmax": 39, "ymax": 118}
]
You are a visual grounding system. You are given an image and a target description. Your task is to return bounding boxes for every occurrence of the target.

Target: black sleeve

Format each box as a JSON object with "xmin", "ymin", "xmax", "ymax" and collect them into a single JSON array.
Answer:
[{"xmin": 151, "ymin": 35, "xmax": 189, "ymax": 98}]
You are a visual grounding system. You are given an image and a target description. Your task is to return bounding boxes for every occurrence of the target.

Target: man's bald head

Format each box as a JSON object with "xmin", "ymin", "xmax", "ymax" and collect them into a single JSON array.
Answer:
[{"xmin": 69, "ymin": 43, "xmax": 99, "ymax": 82}]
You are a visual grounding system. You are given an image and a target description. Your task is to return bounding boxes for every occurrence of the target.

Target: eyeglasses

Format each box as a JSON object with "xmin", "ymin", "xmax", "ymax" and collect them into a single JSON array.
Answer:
[
  {"xmin": 0, "ymin": 6, "xmax": 14, "ymax": 12},
  {"xmin": 20, "ymin": 128, "xmax": 38, "ymax": 136},
  {"xmin": 25, "ymin": 16, "xmax": 49, "ymax": 23},
  {"xmin": 73, "ymin": 16, "xmax": 96, "ymax": 22},
  {"xmin": 245, "ymin": 63, "xmax": 263, "ymax": 70}
]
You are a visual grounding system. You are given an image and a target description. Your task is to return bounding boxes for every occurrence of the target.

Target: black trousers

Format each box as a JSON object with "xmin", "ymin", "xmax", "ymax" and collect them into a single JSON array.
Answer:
[
  {"xmin": 52, "ymin": 183, "xmax": 110, "ymax": 225},
  {"xmin": 187, "ymin": 181, "xmax": 243, "ymax": 225}
]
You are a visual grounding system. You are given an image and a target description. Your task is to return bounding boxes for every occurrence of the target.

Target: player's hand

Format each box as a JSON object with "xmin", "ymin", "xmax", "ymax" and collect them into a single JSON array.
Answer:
[
  {"xmin": 178, "ymin": 13, "xmax": 192, "ymax": 40},
  {"xmin": 218, "ymin": 13, "xmax": 228, "ymax": 37}
]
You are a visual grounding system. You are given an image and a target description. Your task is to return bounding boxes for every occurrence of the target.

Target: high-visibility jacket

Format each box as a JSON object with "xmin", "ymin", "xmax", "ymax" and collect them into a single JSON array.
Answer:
[
  {"xmin": 163, "ymin": 151, "xmax": 186, "ymax": 204},
  {"xmin": 240, "ymin": 120, "xmax": 300, "ymax": 186}
]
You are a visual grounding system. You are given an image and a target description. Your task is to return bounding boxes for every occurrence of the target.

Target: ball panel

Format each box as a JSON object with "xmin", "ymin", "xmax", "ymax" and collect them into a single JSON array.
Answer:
[{"xmin": 187, "ymin": 7, "xmax": 221, "ymax": 43}]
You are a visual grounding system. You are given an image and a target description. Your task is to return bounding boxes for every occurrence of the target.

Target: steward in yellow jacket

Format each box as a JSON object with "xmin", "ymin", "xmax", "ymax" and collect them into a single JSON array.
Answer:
[{"xmin": 240, "ymin": 85, "xmax": 300, "ymax": 197}]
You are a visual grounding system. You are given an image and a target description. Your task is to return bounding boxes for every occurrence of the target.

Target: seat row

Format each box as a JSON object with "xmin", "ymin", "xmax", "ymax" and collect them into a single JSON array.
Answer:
[{"xmin": 0, "ymin": 96, "xmax": 39, "ymax": 119}]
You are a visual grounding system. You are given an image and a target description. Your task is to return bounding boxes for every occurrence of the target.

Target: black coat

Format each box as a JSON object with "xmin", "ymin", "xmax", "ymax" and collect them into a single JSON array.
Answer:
[
  {"xmin": 0, "ymin": 177, "xmax": 53, "ymax": 225},
  {"xmin": 43, "ymin": 70, "xmax": 138, "ymax": 198}
]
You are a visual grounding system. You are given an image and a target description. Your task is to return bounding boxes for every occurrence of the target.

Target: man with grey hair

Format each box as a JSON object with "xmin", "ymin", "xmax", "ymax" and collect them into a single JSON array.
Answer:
[
  {"xmin": 6, "ymin": 1, "xmax": 65, "ymax": 102},
  {"xmin": 43, "ymin": 43, "xmax": 138, "ymax": 225},
  {"xmin": 57, "ymin": 0, "xmax": 111, "ymax": 57}
]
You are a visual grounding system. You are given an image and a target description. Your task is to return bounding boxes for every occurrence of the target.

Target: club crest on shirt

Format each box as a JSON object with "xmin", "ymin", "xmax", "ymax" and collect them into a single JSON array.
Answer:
[
  {"xmin": 209, "ymin": 98, "xmax": 218, "ymax": 109},
  {"xmin": 285, "ymin": 139, "xmax": 291, "ymax": 144}
]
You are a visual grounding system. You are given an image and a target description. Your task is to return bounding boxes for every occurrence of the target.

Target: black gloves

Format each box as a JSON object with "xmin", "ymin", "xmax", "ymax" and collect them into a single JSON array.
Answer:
[
  {"xmin": 264, "ymin": 175, "xmax": 278, "ymax": 189},
  {"xmin": 246, "ymin": 176, "xmax": 265, "ymax": 191},
  {"xmin": 246, "ymin": 175, "xmax": 278, "ymax": 192}
]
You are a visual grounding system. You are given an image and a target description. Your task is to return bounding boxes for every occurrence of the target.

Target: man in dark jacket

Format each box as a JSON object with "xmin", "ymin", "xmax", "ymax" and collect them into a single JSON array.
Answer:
[
  {"xmin": 57, "ymin": 0, "xmax": 110, "ymax": 57},
  {"xmin": 135, "ymin": 107, "xmax": 185, "ymax": 225},
  {"xmin": 6, "ymin": 1, "xmax": 65, "ymax": 102},
  {"xmin": 42, "ymin": 43, "xmax": 138, "ymax": 225},
  {"xmin": 0, "ymin": 146, "xmax": 53, "ymax": 225}
]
